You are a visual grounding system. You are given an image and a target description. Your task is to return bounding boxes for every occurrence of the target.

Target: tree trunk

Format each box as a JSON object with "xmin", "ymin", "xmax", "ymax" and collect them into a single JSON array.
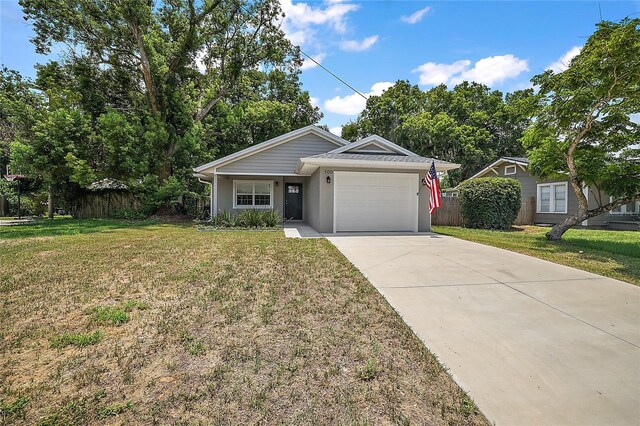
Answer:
[
  {"xmin": 546, "ymin": 215, "xmax": 585, "ymax": 240},
  {"xmin": 546, "ymin": 194, "xmax": 640, "ymax": 240},
  {"xmin": 48, "ymin": 186, "xmax": 54, "ymax": 219}
]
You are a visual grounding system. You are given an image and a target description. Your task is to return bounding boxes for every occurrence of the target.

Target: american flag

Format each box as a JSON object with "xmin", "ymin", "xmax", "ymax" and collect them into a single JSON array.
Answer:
[{"xmin": 423, "ymin": 161, "xmax": 441, "ymax": 214}]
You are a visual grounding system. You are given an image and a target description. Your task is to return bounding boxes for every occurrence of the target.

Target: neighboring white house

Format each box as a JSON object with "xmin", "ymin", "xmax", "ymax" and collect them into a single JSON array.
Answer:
[{"xmin": 193, "ymin": 125, "xmax": 459, "ymax": 233}]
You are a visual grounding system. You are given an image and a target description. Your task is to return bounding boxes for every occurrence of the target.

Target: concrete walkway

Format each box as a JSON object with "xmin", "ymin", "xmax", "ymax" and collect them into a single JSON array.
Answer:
[
  {"xmin": 327, "ymin": 233, "xmax": 640, "ymax": 426},
  {"xmin": 283, "ymin": 223, "xmax": 323, "ymax": 238}
]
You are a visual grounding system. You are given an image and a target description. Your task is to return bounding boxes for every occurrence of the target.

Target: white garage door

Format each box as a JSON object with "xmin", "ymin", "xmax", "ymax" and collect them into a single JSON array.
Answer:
[{"xmin": 334, "ymin": 171, "xmax": 419, "ymax": 232}]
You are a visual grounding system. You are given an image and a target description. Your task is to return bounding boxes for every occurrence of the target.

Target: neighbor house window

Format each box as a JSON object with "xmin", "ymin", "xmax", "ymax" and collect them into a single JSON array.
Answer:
[
  {"xmin": 504, "ymin": 165, "xmax": 516, "ymax": 175},
  {"xmin": 233, "ymin": 180, "xmax": 273, "ymax": 208},
  {"xmin": 609, "ymin": 197, "xmax": 639, "ymax": 215},
  {"xmin": 537, "ymin": 182, "xmax": 568, "ymax": 214}
]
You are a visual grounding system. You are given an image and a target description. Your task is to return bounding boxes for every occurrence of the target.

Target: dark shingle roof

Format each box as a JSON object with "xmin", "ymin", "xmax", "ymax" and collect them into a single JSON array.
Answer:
[
  {"xmin": 308, "ymin": 152, "xmax": 449, "ymax": 164},
  {"xmin": 501, "ymin": 156, "xmax": 529, "ymax": 164}
]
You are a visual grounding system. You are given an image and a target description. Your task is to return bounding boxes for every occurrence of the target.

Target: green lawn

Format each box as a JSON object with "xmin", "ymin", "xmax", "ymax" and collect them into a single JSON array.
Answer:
[
  {"xmin": 0, "ymin": 219, "xmax": 487, "ymax": 425},
  {"xmin": 433, "ymin": 226, "xmax": 640, "ymax": 285}
]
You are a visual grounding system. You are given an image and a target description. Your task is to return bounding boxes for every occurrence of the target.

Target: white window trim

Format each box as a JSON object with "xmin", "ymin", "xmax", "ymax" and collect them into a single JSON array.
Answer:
[
  {"xmin": 233, "ymin": 180, "xmax": 274, "ymax": 209},
  {"xmin": 504, "ymin": 165, "xmax": 516, "ymax": 175},
  {"xmin": 537, "ymin": 182, "xmax": 568, "ymax": 214},
  {"xmin": 609, "ymin": 196, "xmax": 640, "ymax": 215}
]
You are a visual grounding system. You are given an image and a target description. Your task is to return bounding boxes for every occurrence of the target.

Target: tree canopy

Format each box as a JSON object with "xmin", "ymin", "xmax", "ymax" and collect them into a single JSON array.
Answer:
[
  {"xmin": 342, "ymin": 81, "xmax": 535, "ymax": 186},
  {"xmin": 2, "ymin": 0, "xmax": 320, "ymax": 215},
  {"xmin": 523, "ymin": 18, "xmax": 640, "ymax": 240}
]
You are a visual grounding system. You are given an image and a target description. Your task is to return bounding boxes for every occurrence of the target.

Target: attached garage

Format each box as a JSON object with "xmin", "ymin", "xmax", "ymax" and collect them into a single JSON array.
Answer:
[{"xmin": 333, "ymin": 171, "xmax": 419, "ymax": 232}]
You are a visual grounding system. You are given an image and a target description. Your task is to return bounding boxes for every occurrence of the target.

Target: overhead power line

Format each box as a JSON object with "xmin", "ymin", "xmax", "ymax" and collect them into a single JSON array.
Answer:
[
  {"xmin": 298, "ymin": 50, "xmax": 369, "ymax": 101},
  {"xmin": 237, "ymin": 3, "xmax": 369, "ymax": 101}
]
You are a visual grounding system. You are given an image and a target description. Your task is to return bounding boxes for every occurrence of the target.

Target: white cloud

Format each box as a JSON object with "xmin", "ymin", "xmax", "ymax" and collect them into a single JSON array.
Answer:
[
  {"xmin": 329, "ymin": 126, "xmax": 343, "ymax": 136},
  {"xmin": 324, "ymin": 82, "xmax": 393, "ymax": 115},
  {"xmin": 301, "ymin": 52, "xmax": 327, "ymax": 70},
  {"xmin": 547, "ymin": 46, "xmax": 582, "ymax": 73},
  {"xmin": 339, "ymin": 35, "xmax": 378, "ymax": 52},
  {"xmin": 309, "ymin": 97, "xmax": 320, "ymax": 108},
  {"xmin": 413, "ymin": 60, "xmax": 470, "ymax": 85},
  {"xmin": 413, "ymin": 55, "xmax": 529, "ymax": 87},
  {"xmin": 401, "ymin": 6, "xmax": 431, "ymax": 24},
  {"xmin": 452, "ymin": 55, "xmax": 529, "ymax": 85},
  {"xmin": 280, "ymin": 0, "xmax": 359, "ymax": 46},
  {"xmin": 630, "ymin": 113, "xmax": 640, "ymax": 124}
]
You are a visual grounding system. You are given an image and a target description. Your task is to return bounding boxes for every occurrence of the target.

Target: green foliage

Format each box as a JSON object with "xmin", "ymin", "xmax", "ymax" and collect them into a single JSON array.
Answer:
[
  {"xmin": 91, "ymin": 307, "xmax": 129, "ymax": 326},
  {"xmin": 39, "ymin": 399, "xmax": 89, "ymax": 426},
  {"xmin": 17, "ymin": 0, "xmax": 317, "ymax": 185},
  {"xmin": 523, "ymin": 18, "xmax": 639, "ymax": 238},
  {"xmin": 97, "ymin": 401, "xmax": 133, "ymax": 419},
  {"xmin": 343, "ymin": 80, "xmax": 534, "ymax": 186},
  {"xmin": 0, "ymin": 396, "xmax": 29, "ymax": 417},
  {"xmin": 181, "ymin": 333, "xmax": 205, "ymax": 356},
  {"xmin": 110, "ymin": 208, "xmax": 148, "ymax": 221},
  {"xmin": 458, "ymin": 178, "xmax": 521, "ymax": 230},
  {"xmin": 356, "ymin": 358, "xmax": 380, "ymax": 381},
  {"xmin": 4, "ymin": 1, "xmax": 321, "ymax": 216},
  {"xmin": 92, "ymin": 300, "xmax": 149, "ymax": 326},
  {"xmin": 134, "ymin": 176, "xmax": 186, "ymax": 214},
  {"xmin": 50, "ymin": 330, "xmax": 102, "ymax": 348},
  {"xmin": 210, "ymin": 209, "xmax": 282, "ymax": 228}
]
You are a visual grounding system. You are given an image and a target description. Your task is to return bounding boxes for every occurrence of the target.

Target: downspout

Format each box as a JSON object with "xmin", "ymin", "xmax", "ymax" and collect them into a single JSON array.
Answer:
[{"xmin": 197, "ymin": 178, "xmax": 214, "ymax": 220}]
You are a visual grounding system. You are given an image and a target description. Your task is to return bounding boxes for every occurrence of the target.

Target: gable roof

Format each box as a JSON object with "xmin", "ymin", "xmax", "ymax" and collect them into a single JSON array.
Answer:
[
  {"xmin": 329, "ymin": 135, "xmax": 418, "ymax": 157},
  {"xmin": 468, "ymin": 156, "xmax": 529, "ymax": 180},
  {"xmin": 193, "ymin": 125, "xmax": 348, "ymax": 174}
]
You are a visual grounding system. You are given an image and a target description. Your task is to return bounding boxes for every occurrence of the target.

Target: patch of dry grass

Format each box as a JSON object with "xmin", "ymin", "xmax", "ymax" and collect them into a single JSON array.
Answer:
[{"xmin": 0, "ymin": 221, "xmax": 488, "ymax": 425}]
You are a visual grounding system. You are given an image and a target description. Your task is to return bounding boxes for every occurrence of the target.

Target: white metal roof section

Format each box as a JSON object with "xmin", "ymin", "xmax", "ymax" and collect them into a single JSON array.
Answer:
[
  {"xmin": 296, "ymin": 153, "xmax": 460, "ymax": 175},
  {"xmin": 329, "ymin": 135, "xmax": 419, "ymax": 157},
  {"xmin": 193, "ymin": 125, "xmax": 349, "ymax": 174}
]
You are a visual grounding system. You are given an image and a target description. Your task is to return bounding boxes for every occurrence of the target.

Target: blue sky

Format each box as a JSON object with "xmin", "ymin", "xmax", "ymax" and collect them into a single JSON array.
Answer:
[{"xmin": 2, "ymin": 0, "xmax": 639, "ymax": 134}]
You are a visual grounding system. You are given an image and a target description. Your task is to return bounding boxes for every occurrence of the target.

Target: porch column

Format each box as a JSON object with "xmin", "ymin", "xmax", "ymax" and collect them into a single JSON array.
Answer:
[{"xmin": 211, "ymin": 174, "xmax": 218, "ymax": 218}]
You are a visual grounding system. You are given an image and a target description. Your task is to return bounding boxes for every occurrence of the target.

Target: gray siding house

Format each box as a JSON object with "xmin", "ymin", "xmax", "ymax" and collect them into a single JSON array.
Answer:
[
  {"xmin": 193, "ymin": 125, "xmax": 459, "ymax": 233},
  {"xmin": 466, "ymin": 157, "xmax": 639, "ymax": 228}
]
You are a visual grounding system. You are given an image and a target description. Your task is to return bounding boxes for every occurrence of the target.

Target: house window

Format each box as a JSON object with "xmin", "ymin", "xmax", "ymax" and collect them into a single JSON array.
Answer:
[
  {"xmin": 504, "ymin": 165, "xmax": 516, "ymax": 175},
  {"xmin": 537, "ymin": 182, "xmax": 568, "ymax": 214},
  {"xmin": 233, "ymin": 180, "xmax": 273, "ymax": 209},
  {"xmin": 609, "ymin": 197, "xmax": 640, "ymax": 215}
]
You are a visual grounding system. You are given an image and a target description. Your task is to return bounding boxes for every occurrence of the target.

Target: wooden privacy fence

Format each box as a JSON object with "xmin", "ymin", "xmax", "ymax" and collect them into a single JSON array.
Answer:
[
  {"xmin": 73, "ymin": 191, "xmax": 141, "ymax": 219},
  {"xmin": 432, "ymin": 196, "xmax": 536, "ymax": 226}
]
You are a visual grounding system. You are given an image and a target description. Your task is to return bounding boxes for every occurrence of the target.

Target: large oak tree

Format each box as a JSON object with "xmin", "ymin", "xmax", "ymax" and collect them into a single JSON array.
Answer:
[{"xmin": 19, "ymin": 0, "xmax": 306, "ymax": 180}]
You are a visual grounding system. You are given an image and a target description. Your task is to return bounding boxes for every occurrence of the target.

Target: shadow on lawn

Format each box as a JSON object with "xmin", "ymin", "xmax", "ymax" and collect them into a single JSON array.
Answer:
[
  {"xmin": 562, "ymin": 237, "xmax": 640, "ymax": 258},
  {"xmin": 544, "ymin": 239, "xmax": 640, "ymax": 284},
  {"xmin": 0, "ymin": 218, "xmax": 164, "ymax": 239}
]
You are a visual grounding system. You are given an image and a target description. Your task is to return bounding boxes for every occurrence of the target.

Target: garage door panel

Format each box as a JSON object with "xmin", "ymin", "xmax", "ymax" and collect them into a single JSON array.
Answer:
[{"xmin": 334, "ymin": 172, "xmax": 418, "ymax": 232}]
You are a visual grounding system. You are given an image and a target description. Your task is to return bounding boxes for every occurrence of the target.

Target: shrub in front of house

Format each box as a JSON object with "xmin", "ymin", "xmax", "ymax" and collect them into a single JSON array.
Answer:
[
  {"xmin": 211, "ymin": 209, "xmax": 281, "ymax": 228},
  {"xmin": 458, "ymin": 178, "xmax": 521, "ymax": 230}
]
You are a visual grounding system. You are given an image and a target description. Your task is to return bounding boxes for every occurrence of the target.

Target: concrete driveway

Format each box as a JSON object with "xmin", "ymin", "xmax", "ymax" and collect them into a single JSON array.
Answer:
[{"xmin": 327, "ymin": 233, "xmax": 640, "ymax": 426}]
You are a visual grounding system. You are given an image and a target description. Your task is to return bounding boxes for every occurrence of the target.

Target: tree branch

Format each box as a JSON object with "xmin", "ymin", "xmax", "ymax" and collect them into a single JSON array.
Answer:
[{"xmin": 129, "ymin": 22, "xmax": 158, "ymax": 115}]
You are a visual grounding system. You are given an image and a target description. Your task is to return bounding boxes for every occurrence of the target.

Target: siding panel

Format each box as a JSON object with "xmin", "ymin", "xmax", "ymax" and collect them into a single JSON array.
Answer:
[{"xmin": 218, "ymin": 134, "xmax": 341, "ymax": 175}]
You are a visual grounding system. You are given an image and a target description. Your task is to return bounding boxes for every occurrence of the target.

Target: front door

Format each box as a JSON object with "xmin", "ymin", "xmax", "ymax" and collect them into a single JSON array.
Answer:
[{"xmin": 285, "ymin": 183, "xmax": 303, "ymax": 220}]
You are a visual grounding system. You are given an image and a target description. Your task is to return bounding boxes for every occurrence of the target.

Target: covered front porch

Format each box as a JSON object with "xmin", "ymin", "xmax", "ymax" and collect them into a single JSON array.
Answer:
[{"xmin": 198, "ymin": 174, "xmax": 310, "ymax": 222}]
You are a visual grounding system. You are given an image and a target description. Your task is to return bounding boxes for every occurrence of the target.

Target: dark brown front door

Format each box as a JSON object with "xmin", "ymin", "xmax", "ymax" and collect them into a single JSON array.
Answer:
[{"xmin": 284, "ymin": 183, "xmax": 303, "ymax": 220}]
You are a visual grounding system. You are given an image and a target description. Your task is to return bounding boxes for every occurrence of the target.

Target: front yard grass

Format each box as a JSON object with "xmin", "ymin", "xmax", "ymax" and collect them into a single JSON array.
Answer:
[
  {"xmin": 0, "ymin": 220, "xmax": 487, "ymax": 425},
  {"xmin": 433, "ymin": 225, "xmax": 640, "ymax": 285}
]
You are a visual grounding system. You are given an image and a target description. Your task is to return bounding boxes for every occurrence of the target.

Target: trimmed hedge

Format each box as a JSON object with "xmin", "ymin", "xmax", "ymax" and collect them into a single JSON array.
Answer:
[{"xmin": 458, "ymin": 178, "xmax": 521, "ymax": 230}]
